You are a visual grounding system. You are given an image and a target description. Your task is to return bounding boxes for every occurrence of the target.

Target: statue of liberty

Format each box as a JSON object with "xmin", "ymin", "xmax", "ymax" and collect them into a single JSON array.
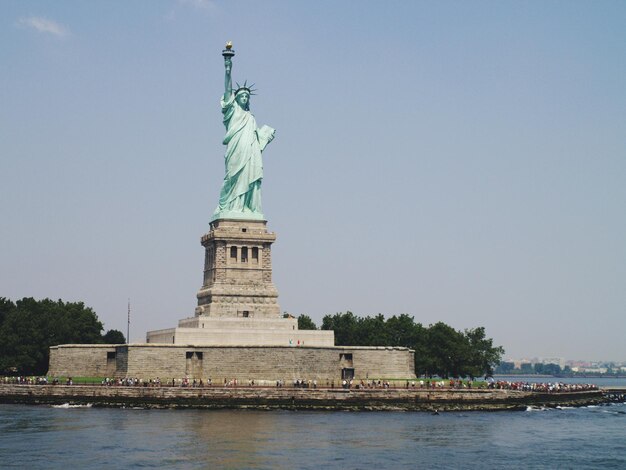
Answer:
[{"xmin": 212, "ymin": 43, "xmax": 275, "ymax": 221}]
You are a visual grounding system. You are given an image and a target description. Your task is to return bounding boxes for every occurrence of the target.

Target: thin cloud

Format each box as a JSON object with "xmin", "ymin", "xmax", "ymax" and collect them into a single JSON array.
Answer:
[
  {"xmin": 17, "ymin": 17, "xmax": 70, "ymax": 38},
  {"xmin": 177, "ymin": 0, "xmax": 216, "ymax": 10}
]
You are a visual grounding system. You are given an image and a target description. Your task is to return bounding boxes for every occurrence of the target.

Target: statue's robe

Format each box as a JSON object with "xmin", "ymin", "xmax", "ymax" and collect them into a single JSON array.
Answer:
[{"xmin": 213, "ymin": 94, "xmax": 275, "ymax": 219}]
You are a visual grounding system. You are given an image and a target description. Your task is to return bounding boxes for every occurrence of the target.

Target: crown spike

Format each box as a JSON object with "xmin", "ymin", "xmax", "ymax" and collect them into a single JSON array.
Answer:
[{"xmin": 234, "ymin": 79, "xmax": 258, "ymax": 97}]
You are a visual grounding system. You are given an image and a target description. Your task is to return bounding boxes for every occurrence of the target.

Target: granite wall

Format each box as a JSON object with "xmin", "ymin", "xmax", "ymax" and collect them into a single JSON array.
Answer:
[
  {"xmin": 48, "ymin": 345, "xmax": 118, "ymax": 377},
  {"xmin": 48, "ymin": 344, "xmax": 416, "ymax": 381}
]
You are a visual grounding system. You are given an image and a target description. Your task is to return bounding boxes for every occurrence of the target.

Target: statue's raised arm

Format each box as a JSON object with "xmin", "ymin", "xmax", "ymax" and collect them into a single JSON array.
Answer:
[
  {"xmin": 212, "ymin": 43, "xmax": 276, "ymax": 222},
  {"xmin": 223, "ymin": 41, "xmax": 233, "ymax": 101}
]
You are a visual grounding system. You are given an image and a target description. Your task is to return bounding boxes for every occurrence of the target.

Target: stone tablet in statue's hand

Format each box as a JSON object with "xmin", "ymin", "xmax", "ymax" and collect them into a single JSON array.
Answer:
[{"xmin": 256, "ymin": 125, "xmax": 275, "ymax": 151}]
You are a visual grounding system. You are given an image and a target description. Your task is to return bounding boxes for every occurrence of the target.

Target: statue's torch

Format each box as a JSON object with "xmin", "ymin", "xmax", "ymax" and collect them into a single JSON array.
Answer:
[{"xmin": 222, "ymin": 41, "xmax": 235, "ymax": 59}]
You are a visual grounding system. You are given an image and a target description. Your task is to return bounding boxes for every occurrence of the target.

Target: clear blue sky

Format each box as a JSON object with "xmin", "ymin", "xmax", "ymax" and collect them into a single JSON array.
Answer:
[{"xmin": 1, "ymin": 1, "xmax": 625, "ymax": 361}]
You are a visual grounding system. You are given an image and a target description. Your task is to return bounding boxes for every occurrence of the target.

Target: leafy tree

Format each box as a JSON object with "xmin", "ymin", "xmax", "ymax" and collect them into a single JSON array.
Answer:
[
  {"xmin": 542, "ymin": 363, "xmax": 561, "ymax": 376},
  {"xmin": 0, "ymin": 297, "xmax": 15, "ymax": 326},
  {"xmin": 358, "ymin": 314, "xmax": 389, "ymax": 346},
  {"xmin": 102, "ymin": 329, "xmax": 126, "ymax": 344},
  {"xmin": 423, "ymin": 322, "xmax": 467, "ymax": 378},
  {"xmin": 463, "ymin": 327, "xmax": 505, "ymax": 378},
  {"xmin": 321, "ymin": 311, "xmax": 361, "ymax": 345},
  {"xmin": 297, "ymin": 315, "xmax": 317, "ymax": 330},
  {"xmin": 321, "ymin": 311, "xmax": 504, "ymax": 378},
  {"xmin": 0, "ymin": 297, "xmax": 105, "ymax": 375},
  {"xmin": 386, "ymin": 314, "xmax": 422, "ymax": 347},
  {"xmin": 520, "ymin": 362, "xmax": 533, "ymax": 374},
  {"xmin": 495, "ymin": 361, "xmax": 515, "ymax": 374}
]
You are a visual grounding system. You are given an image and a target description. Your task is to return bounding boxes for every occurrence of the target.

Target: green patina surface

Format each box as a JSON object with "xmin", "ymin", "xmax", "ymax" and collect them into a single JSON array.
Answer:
[{"xmin": 212, "ymin": 45, "xmax": 275, "ymax": 222}]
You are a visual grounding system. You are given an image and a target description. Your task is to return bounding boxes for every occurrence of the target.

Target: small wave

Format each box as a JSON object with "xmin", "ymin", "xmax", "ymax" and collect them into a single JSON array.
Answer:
[
  {"xmin": 526, "ymin": 406, "xmax": 548, "ymax": 412},
  {"xmin": 586, "ymin": 405, "xmax": 599, "ymax": 408},
  {"xmin": 52, "ymin": 403, "xmax": 93, "ymax": 409}
]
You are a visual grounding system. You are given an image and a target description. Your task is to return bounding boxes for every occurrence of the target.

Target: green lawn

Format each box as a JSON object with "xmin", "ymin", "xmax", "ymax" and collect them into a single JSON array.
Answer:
[{"xmin": 47, "ymin": 376, "xmax": 105, "ymax": 384}]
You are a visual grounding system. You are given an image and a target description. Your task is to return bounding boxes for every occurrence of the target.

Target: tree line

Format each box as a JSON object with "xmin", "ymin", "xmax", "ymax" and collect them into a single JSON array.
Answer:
[
  {"xmin": 0, "ymin": 295, "xmax": 503, "ymax": 379},
  {"xmin": 299, "ymin": 312, "xmax": 504, "ymax": 379},
  {"xmin": 495, "ymin": 361, "xmax": 564, "ymax": 376},
  {"xmin": 0, "ymin": 297, "xmax": 125, "ymax": 375},
  {"xmin": 494, "ymin": 361, "xmax": 621, "ymax": 377}
]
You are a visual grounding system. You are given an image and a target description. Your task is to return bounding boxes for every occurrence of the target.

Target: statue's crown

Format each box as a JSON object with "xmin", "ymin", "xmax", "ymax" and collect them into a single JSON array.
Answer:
[{"xmin": 235, "ymin": 80, "xmax": 257, "ymax": 96}]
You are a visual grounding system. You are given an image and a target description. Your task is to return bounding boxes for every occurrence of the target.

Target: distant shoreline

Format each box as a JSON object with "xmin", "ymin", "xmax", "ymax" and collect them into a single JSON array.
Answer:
[
  {"xmin": 0, "ymin": 384, "xmax": 610, "ymax": 411},
  {"xmin": 495, "ymin": 374, "xmax": 626, "ymax": 379}
]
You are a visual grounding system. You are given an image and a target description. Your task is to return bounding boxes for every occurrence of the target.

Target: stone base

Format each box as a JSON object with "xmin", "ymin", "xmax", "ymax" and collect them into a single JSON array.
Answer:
[
  {"xmin": 146, "ymin": 315, "xmax": 335, "ymax": 347},
  {"xmin": 48, "ymin": 344, "xmax": 417, "ymax": 382},
  {"xmin": 1, "ymin": 385, "xmax": 607, "ymax": 411},
  {"xmin": 145, "ymin": 216, "xmax": 323, "ymax": 347},
  {"xmin": 196, "ymin": 218, "xmax": 280, "ymax": 319}
]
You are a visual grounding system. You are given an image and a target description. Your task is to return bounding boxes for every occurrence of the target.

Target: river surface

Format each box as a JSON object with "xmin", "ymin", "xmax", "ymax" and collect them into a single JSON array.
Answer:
[{"xmin": 1, "ymin": 396, "xmax": 626, "ymax": 469}]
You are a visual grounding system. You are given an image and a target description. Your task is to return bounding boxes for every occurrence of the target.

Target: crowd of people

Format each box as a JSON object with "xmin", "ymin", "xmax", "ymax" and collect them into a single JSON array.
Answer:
[
  {"xmin": 404, "ymin": 379, "xmax": 475, "ymax": 389},
  {"xmin": 0, "ymin": 376, "xmax": 602, "ymax": 393},
  {"xmin": 1, "ymin": 376, "xmax": 50, "ymax": 385},
  {"xmin": 102, "ymin": 377, "xmax": 216, "ymax": 387},
  {"xmin": 487, "ymin": 380, "xmax": 599, "ymax": 392}
]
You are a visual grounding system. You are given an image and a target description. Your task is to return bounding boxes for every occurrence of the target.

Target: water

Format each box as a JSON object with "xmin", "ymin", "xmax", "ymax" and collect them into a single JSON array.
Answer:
[{"xmin": 1, "ymin": 402, "xmax": 625, "ymax": 469}]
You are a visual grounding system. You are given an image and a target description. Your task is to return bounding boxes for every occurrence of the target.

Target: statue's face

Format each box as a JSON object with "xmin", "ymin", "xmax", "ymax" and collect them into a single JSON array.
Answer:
[{"xmin": 236, "ymin": 92, "xmax": 250, "ymax": 109}]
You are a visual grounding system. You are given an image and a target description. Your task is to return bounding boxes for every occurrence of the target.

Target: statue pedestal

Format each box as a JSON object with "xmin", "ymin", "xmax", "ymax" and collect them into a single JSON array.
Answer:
[
  {"xmin": 146, "ymin": 218, "xmax": 335, "ymax": 346},
  {"xmin": 195, "ymin": 218, "xmax": 280, "ymax": 319}
]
